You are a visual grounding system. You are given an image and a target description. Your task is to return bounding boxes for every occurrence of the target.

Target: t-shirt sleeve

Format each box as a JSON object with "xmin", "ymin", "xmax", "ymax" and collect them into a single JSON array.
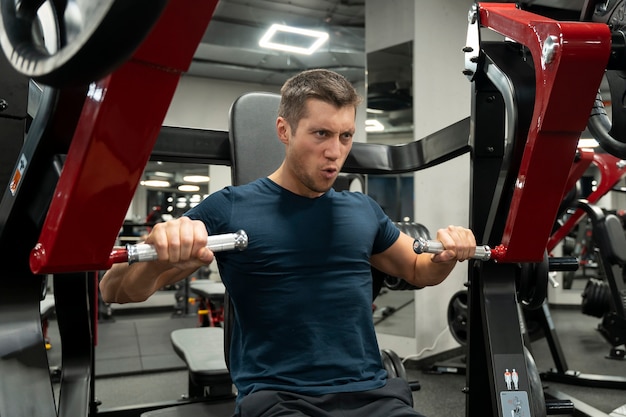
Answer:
[
  {"xmin": 366, "ymin": 195, "xmax": 400, "ymax": 254},
  {"xmin": 184, "ymin": 186, "xmax": 233, "ymax": 235}
]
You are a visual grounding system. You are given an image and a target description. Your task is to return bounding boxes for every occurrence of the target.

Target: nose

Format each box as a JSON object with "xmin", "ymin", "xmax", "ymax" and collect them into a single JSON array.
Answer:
[{"xmin": 324, "ymin": 136, "xmax": 342, "ymax": 160}]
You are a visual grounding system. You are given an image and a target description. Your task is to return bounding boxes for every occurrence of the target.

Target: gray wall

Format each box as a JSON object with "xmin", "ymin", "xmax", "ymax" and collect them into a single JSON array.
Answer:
[{"xmin": 365, "ymin": 0, "xmax": 474, "ymax": 358}]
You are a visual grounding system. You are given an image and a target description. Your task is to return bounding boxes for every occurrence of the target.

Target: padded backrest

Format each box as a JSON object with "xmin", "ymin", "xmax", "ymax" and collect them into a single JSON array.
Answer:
[
  {"xmin": 229, "ymin": 91, "xmax": 283, "ymax": 185},
  {"xmin": 224, "ymin": 92, "xmax": 282, "ymax": 369}
]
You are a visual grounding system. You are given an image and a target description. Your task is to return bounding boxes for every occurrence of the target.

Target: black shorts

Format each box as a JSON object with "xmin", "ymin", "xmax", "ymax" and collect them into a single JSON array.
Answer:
[{"xmin": 234, "ymin": 377, "xmax": 426, "ymax": 417}]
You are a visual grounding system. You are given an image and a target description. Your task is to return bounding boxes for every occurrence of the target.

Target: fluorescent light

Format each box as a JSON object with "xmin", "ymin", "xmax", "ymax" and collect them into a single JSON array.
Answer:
[
  {"xmin": 365, "ymin": 119, "xmax": 385, "ymax": 132},
  {"xmin": 178, "ymin": 184, "xmax": 200, "ymax": 192},
  {"xmin": 183, "ymin": 175, "xmax": 210, "ymax": 183},
  {"xmin": 141, "ymin": 180, "xmax": 170, "ymax": 188},
  {"xmin": 259, "ymin": 24, "xmax": 329, "ymax": 55}
]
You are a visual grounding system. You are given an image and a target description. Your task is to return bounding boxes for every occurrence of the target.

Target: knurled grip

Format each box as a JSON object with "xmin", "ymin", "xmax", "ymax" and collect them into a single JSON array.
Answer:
[
  {"xmin": 413, "ymin": 237, "xmax": 491, "ymax": 261},
  {"xmin": 126, "ymin": 230, "xmax": 248, "ymax": 264}
]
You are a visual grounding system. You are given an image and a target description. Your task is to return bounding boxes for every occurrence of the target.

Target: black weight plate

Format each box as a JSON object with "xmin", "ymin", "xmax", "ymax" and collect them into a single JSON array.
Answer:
[
  {"xmin": 0, "ymin": 0, "xmax": 168, "ymax": 86},
  {"xmin": 447, "ymin": 290, "xmax": 468, "ymax": 345},
  {"xmin": 382, "ymin": 348, "xmax": 407, "ymax": 381},
  {"xmin": 380, "ymin": 349, "xmax": 397, "ymax": 378},
  {"xmin": 519, "ymin": 250, "xmax": 549, "ymax": 311}
]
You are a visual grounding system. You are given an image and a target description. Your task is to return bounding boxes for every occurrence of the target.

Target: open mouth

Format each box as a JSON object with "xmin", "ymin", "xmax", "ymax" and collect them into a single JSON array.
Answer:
[{"xmin": 322, "ymin": 167, "xmax": 337, "ymax": 177}]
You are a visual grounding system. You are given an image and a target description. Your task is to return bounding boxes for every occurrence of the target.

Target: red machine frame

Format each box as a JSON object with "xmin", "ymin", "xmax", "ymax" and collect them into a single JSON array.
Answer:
[
  {"xmin": 28, "ymin": 0, "xmax": 219, "ymax": 274},
  {"xmin": 548, "ymin": 149, "xmax": 626, "ymax": 252},
  {"xmin": 466, "ymin": 3, "xmax": 612, "ymax": 417},
  {"xmin": 476, "ymin": 4, "xmax": 610, "ymax": 263}
]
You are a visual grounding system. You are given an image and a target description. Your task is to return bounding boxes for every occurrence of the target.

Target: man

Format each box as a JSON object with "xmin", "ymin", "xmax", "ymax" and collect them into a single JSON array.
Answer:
[{"xmin": 100, "ymin": 69, "xmax": 476, "ymax": 417}]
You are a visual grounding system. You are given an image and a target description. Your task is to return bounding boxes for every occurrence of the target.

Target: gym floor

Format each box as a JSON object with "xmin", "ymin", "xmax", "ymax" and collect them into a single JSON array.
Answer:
[{"xmin": 45, "ymin": 295, "xmax": 626, "ymax": 417}]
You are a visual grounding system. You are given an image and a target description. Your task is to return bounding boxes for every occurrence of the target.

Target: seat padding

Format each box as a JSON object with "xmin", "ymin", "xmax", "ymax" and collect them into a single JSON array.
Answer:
[{"xmin": 171, "ymin": 327, "xmax": 228, "ymax": 375}]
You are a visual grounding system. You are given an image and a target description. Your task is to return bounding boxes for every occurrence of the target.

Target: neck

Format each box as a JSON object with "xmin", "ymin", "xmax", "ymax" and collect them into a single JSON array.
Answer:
[{"xmin": 268, "ymin": 165, "xmax": 324, "ymax": 199}]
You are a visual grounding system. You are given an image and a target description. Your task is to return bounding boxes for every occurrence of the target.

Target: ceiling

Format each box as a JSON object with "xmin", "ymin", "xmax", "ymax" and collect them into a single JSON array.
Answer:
[
  {"xmin": 144, "ymin": 0, "xmax": 594, "ymax": 193},
  {"xmin": 187, "ymin": 0, "xmax": 366, "ymax": 86},
  {"xmin": 184, "ymin": 0, "xmax": 588, "ymax": 86},
  {"xmin": 144, "ymin": 0, "xmax": 367, "ymax": 193}
]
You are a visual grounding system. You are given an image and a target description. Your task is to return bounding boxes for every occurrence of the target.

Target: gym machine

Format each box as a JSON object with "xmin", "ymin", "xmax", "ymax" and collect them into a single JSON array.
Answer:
[
  {"xmin": 0, "ymin": 2, "xmax": 470, "ymax": 416},
  {"xmin": 1, "ymin": 2, "xmax": 625, "ymax": 417},
  {"xmin": 0, "ymin": 1, "xmax": 219, "ymax": 416},
  {"xmin": 576, "ymin": 202, "xmax": 626, "ymax": 362},
  {"xmin": 526, "ymin": 150, "xmax": 626, "ymax": 389},
  {"xmin": 548, "ymin": 151, "xmax": 626, "ymax": 255},
  {"xmin": 528, "ymin": 200, "xmax": 626, "ymax": 392},
  {"xmin": 460, "ymin": 2, "xmax": 626, "ymax": 416}
]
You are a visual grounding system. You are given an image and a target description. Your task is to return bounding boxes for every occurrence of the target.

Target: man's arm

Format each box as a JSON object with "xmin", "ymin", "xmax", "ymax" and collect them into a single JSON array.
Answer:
[
  {"xmin": 100, "ymin": 262, "xmax": 197, "ymax": 303},
  {"xmin": 370, "ymin": 225, "xmax": 476, "ymax": 288},
  {"xmin": 99, "ymin": 217, "xmax": 214, "ymax": 303}
]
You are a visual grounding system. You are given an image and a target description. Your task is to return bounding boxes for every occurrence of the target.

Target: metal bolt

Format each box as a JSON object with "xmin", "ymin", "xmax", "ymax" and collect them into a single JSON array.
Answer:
[
  {"xmin": 0, "ymin": 99, "xmax": 7, "ymax": 112},
  {"xmin": 542, "ymin": 35, "xmax": 559, "ymax": 65},
  {"xmin": 462, "ymin": 69, "xmax": 474, "ymax": 76},
  {"xmin": 463, "ymin": 46, "xmax": 474, "ymax": 53},
  {"xmin": 486, "ymin": 146, "xmax": 494, "ymax": 153},
  {"xmin": 468, "ymin": 4, "xmax": 477, "ymax": 24}
]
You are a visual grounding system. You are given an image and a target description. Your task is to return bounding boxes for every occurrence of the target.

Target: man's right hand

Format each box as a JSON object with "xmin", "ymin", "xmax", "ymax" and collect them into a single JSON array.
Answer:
[
  {"xmin": 99, "ymin": 216, "xmax": 214, "ymax": 303},
  {"xmin": 144, "ymin": 216, "xmax": 215, "ymax": 270}
]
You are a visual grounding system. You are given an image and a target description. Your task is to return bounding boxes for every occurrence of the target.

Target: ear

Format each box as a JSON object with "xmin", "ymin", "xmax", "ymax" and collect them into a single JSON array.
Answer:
[{"xmin": 276, "ymin": 116, "xmax": 290, "ymax": 145}]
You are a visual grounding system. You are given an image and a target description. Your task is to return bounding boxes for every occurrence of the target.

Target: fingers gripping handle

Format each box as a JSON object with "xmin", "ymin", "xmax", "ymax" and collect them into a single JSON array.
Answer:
[
  {"xmin": 413, "ymin": 237, "xmax": 492, "ymax": 261},
  {"xmin": 126, "ymin": 230, "xmax": 248, "ymax": 264}
]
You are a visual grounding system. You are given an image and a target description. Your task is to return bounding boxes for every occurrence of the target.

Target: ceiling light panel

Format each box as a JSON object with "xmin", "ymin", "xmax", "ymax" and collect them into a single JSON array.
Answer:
[
  {"xmin": 365, "ymin": 119, "xmax": 385, "ymax": 132},
  {"xmin": 259, "ymin": 24, "xmax": 329, "ymax": 55},
  {"xmin": 141, "ymin": 180, "xmax": 170, "ymax": 188},
  {"xmin": 178, "ymin": 184, "xmax": 201, "ymax": 192},
  {"xmin": 183, "ymin": 175, "xmax": 210, "ymax": 183}
]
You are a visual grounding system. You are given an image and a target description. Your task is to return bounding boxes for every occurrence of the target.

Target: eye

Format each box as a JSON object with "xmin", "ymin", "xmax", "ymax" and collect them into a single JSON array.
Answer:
[{"xmin": 340, "ymin": 132, "xmax": 354, "ymax": 142}]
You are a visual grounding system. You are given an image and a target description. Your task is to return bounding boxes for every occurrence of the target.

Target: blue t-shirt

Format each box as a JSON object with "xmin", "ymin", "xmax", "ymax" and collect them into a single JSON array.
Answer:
[{"xmin": 185, "ymin": 177, "xmax": 400, "ymax": 401}]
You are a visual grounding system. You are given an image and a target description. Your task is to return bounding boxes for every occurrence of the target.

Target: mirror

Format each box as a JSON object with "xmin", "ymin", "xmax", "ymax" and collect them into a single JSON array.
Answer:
[
  {"xmin": 116, "ymin": 160, "xmax": 211, "ymax": 244},
  {"xmin": 366, "ymin": 41, "xmax": 416, "ymax": 338},
  {"xmin": 366, "ymin": 41, "xmax": 413, "ymax": 142}
]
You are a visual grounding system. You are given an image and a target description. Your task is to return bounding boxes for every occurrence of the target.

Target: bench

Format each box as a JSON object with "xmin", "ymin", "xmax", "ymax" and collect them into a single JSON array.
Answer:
[{"xmin": 170, "ymin": 327, "xmax": 233, "ymax": 399}]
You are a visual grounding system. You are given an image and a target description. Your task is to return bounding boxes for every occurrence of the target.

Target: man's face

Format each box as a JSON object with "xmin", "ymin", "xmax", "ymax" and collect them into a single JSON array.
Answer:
[{"xmin": 277, "ymin": 98, "xmax": 355, "ymax": 198}]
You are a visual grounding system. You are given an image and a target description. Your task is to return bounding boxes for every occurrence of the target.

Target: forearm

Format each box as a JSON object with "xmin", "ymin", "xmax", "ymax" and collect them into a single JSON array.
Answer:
[
  {"xmin": 400, "ymin": 225, "xmax": 475, "ymax": 287},
  {"xmin": 372, "ymin": 232, "xmax": 461, "ymax": 288},
  {"xmin": 409, "ymin": 254, "xmax": 457, "ymax": 287},
  {"xmin": 99, "ymin": 262, "xmax": 193, "ymax": 303}
]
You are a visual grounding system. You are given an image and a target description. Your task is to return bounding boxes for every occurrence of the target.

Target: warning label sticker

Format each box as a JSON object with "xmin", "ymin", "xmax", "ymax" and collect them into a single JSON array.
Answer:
[{"xmin": 9, "ymin": 154, "xmax": 28, "ymax": 196}]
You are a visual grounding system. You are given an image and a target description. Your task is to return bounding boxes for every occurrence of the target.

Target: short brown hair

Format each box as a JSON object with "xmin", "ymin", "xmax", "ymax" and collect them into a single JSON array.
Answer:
[{"xmin": 279, "ymin": 69, "xmax": 362, "ymax": 131}]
